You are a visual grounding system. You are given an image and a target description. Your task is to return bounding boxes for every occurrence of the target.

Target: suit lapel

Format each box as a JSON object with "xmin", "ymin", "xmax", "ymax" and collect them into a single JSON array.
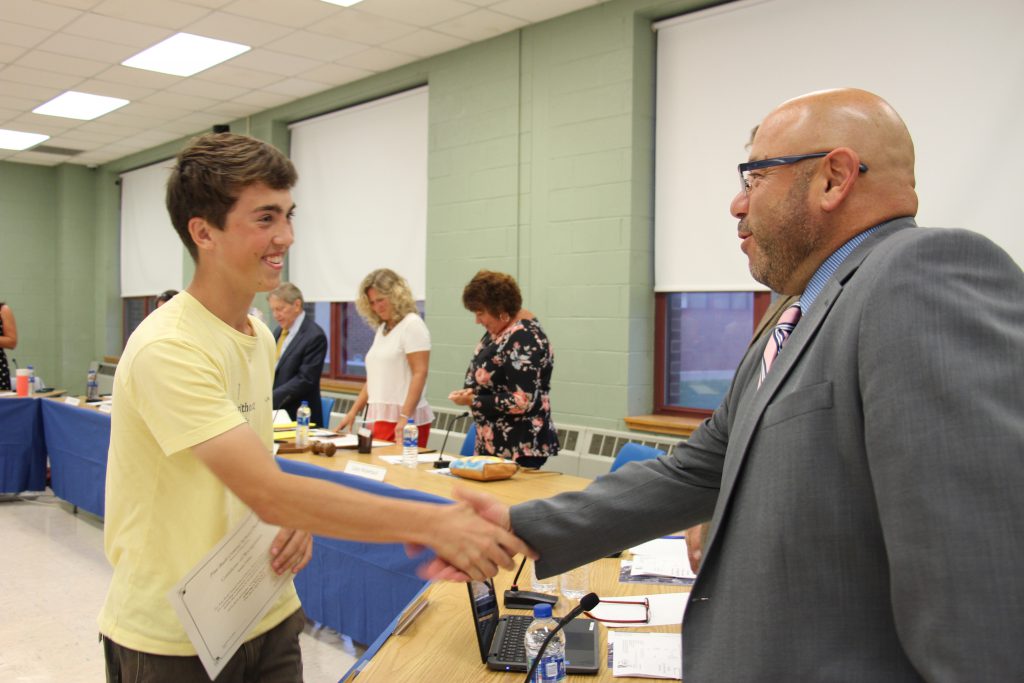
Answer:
[
  {"xmin": 703, "ymin": 221, "xmax": 910, "ymax": 555},
  {"xmin": 277, "ymin": 318, "xmax": 306, "ymax": 367}
]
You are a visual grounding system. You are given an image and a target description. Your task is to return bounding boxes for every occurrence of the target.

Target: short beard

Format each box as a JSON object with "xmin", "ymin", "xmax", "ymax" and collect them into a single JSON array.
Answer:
[{"xmin": 749, "ymin": 171, "xmax": 824, "ymax": 292}]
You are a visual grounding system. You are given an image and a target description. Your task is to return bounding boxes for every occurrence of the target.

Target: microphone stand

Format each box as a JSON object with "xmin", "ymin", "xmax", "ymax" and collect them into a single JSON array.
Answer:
[
  {"xmin": 523, "ymin": 593, "xmax": 600, "ymax": 682},
  {"xmin": 433, "ymin": 411, "xmax": 470, "ymax": 469},
  {"xmin": 503, "ymin": 556, "xmax": 558, "ymax": 609}
]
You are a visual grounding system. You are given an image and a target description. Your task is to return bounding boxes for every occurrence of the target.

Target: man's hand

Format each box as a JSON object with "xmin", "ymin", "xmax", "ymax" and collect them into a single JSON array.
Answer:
[
  {"xmin": 685, "ymin": 523, "xmax": 708, "ymax": 574},
  {"xmin": 413, "ymin": 487, "xmax": 523, "ymax": 582},
  {"xmin": 270, "ymin": 528, "xmax": 313, "ymax": 575}
]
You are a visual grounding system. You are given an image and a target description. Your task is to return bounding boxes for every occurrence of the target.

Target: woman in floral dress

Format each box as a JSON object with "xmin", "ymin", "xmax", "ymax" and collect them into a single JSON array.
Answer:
[{"xmin": 449, "ymin": 271, "xmax": 559, "ymax": 469}]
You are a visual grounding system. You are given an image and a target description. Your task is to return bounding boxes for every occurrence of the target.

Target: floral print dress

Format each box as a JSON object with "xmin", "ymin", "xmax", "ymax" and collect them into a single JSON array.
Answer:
[{"xmin": 464, "ymin": 318, "xmax": 559, "ymax": 465}]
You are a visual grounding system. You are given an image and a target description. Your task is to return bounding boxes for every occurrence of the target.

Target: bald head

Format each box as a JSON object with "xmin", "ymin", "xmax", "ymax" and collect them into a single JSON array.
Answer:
[{"xmin": 755, "ymin": 88, "xmax": 918, "ymax": 221}]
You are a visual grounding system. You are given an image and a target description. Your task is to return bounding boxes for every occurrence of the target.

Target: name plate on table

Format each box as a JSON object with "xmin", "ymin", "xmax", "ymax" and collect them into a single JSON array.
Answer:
[
  {"xmin": 344, "ymin": 460, "xmax": 387, "ymax": 482},
  {"xmin": 98, "ymin": 404, "xmax": 113, "ymax": 413},
  {"xmin": 64, "ymin": 396, "xmax": 81, "ymax": 406}
]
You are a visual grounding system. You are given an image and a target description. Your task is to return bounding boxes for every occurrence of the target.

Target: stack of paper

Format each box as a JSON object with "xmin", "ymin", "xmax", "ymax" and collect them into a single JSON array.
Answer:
[
  {"xmin": 628, "ymin": 538, "xmax": 696, "ymax": 581},
  {"xmin": 608, "ymin": 632, "xmax": 681, "ymax": 679}
]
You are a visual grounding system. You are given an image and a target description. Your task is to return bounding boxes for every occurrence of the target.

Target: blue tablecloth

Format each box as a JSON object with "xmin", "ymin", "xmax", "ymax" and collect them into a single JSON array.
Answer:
[
  {"xmin": 276, "ymin": 457, "xmax": 452, "ymax": 645},
  {"xmin": 0, "ymin": 398, "xmax": 47, "ymax": 493},
  {"xmin": 41, "ymin": 399, "xmax": 110, "ymax": 517}
]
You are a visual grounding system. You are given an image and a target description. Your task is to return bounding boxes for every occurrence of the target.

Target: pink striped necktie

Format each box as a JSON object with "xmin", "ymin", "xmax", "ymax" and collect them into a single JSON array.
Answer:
[{"xmin": 758, "ymin": 301, "xmax": 802, "ymax": 388}]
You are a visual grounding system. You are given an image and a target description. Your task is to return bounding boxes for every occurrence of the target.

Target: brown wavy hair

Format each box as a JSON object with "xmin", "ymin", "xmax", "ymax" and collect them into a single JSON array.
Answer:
[{"xmin": 462, "ymin": 270, "xmax": 522, "ymax": 318}]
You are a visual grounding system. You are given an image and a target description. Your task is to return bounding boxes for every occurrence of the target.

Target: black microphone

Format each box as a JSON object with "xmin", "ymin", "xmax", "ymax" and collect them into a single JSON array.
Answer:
[
  {"xmin": 433, "ymin": 411, "xmax": 470, "ymax": 469},
  {"xmin": 503, "ymin": 556, "xmax": 558, "ymax": 609},
  {"xmin": 523, "ymin": 593, "xmax": 600, "ymax": 683}
]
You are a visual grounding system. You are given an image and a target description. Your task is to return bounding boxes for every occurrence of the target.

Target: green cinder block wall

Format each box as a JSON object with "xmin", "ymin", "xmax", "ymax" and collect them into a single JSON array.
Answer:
[{"xmin": 8, "ymin": 0, "xmax": 720, "ymax": 430}]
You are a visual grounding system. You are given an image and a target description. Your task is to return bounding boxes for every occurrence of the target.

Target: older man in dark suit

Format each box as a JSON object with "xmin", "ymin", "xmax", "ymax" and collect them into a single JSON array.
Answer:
[
  {"xmin": 446, "ymin": 89, "xmax": 1024, "ymax": 681},
  {"xmin": 268, "ymin": 282, "xmax": 327, "ymax": 428}
]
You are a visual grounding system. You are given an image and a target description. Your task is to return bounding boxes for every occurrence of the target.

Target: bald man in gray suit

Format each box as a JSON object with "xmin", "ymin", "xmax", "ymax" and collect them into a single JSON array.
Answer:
[{"xmin": 448, "ymin": 89, "xmax": 1024, "ymax": 681}]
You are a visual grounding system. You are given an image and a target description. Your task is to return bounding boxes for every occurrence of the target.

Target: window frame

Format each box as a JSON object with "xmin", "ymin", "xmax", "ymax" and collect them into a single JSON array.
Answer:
[
  {"xmin": 122, "ymin": 295, "xmax": 156, "ymax": 349},
  {"xmin": 653, "ymin": 291, "xmax": 770, "ymax": 418}
]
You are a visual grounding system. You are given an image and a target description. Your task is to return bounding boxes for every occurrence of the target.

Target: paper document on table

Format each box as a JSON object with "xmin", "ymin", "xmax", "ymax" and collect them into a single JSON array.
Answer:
[
  {"xmin": 630, "ymin": 537, "xmax": 685, "ymax": 558},
  {"xmin": 608, "ymin": 632, "xmax": 681, "ymax": 679},
  {"xmin": 631, "ymin": 556, "xmax": 696, "ymax": 580},
  {"xmin": 379, "ymin": 453, "xmax": 455, "ymax": 465},
  {"xmin": 168, "ymin": 512, "xmax": 294, "ymax": 680}
]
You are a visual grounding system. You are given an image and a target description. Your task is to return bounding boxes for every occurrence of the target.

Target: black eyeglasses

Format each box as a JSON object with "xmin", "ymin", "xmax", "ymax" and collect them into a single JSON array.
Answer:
[{"xmin": 738, "ymin": 152, "xmax": 868, "ymax": 194}]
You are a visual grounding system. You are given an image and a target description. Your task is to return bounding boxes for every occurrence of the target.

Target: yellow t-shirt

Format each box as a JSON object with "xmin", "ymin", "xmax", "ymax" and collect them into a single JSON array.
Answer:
[{"xmin": 98, "ymin": 291, "xmax": 300, "ymax": 655}]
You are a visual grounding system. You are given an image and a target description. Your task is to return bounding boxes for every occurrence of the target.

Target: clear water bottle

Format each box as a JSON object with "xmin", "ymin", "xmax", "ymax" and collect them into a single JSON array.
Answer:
[
  {"xmin": 27, "ymin": 365, "xmax": 35, "ymax": 396},
  {"xmin": 524, "ymin": 603, "xmax": 566, "ymax": 683},
  {"xmin": 296, "ymin": 401, "xmax": 311, "ymax": 448},
  {"xmin": 86, "ymin": 368, "xmax": 99, "ymax": 401},
  {"xmin": 401, "ymin": 418, "xmax": 418, "ymax": 468}
]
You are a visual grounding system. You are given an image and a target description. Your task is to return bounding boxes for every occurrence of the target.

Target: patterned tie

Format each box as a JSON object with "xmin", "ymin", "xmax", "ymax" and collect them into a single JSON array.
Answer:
[
  {"xmin": 758, "ymin": 301, "xmax": 802, "ymax": 388},
  {"xmin": 275, "ymin": 326, "xmax": 289, "ymax": 361}
]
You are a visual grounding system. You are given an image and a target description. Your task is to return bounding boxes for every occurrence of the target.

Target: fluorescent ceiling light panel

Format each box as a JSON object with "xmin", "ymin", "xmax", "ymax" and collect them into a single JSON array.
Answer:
[
  {"xmin": 0, "ymin": 129, "xmax": 50, "ymax": 150},
  {"xmin": 122, "ymin": 32, "xmax": 251, "ymax": 77},
  {"xmin": 33, "ymin": 91, "xmax": 129, "ymax": 121},
  {"xmin": 320, "ymin": 0, "xmax": 364, "ymax": 6}
]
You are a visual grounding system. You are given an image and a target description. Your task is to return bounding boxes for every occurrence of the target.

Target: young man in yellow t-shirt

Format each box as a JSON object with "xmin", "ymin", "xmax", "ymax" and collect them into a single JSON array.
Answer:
[{"xmin": 99, "ymin": 133, "xmax": 533, "ymax": 682}]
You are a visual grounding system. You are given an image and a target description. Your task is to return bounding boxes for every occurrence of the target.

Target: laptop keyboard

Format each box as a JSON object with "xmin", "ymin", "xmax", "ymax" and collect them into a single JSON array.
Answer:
[{"xmin": 498, "ymin": 615, "xmax": 532, "ymax": 662}]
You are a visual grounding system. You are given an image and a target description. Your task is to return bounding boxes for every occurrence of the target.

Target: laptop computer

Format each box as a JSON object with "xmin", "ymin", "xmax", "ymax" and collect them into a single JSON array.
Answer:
[{"xmin": 467, "ymin": 578, "xmax": 600, "ymax": 674}]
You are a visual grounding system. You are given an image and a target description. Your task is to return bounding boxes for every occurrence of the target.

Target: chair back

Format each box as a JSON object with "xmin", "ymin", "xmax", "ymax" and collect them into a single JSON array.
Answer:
[
  {"xmin": 459, "ymin": 423, "xmax": 478, "ymax": 456},
  {"xmin": 321, "ymin": 397, "xmax": 335, "ymax": 428},
  {"xmin": 610, "ymin": 442, "xmax": 665, "ymax": 472}
]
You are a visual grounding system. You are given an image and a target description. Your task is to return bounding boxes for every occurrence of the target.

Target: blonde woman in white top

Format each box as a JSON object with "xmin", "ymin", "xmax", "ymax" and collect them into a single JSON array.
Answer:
[{"xmin": 335, "ymin": 269, "xmax": 433, "ymax": 445}]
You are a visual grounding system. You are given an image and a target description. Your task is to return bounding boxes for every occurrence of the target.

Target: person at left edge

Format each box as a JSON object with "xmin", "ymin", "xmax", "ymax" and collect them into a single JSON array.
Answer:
[{"xmin": 269, "ymin": 282, "xmax": 327, "ymax": 428}]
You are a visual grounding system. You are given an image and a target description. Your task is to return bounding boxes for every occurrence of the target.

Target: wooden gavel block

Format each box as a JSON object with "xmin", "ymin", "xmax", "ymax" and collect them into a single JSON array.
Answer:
[{"xmin": 277, "ymin": 440, "xmax": 336, "ymax": 456}]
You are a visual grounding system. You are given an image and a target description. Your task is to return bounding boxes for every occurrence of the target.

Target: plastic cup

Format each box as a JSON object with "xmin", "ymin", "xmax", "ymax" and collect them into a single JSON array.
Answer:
[
  {"xmin": 530, "ymin": 559, "xmax": 558, "ymax": 594},
  {"xmin": 560, "ymin": 564, "xmax": 591, "ymax": 601},
  {"xmin": 357, "ymin": 420, "xmax": 373, "ymax": 454},
  {"xmin": 15, "ymin": 369, "xmax": 30, "ymax": 397}
]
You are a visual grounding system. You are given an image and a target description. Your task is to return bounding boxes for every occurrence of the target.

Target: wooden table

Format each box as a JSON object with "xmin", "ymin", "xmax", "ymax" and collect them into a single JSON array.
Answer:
[{"xmin": 352, "ymin": 557, "xmax": 686, "ymax": 682}]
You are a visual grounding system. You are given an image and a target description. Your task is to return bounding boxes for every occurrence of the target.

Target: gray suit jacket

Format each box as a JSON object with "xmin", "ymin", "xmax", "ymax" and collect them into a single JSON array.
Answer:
[{"xmin": 511, "ymin": 218, "xmax": 1024, "ymax": 682}]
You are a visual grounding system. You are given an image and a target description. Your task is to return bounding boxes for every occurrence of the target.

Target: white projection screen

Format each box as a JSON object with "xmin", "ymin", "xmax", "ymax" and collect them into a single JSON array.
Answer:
[
  {"xmin": 654, "ymin": 0, "xmax": 1024, "ymax": 292},
  {"xmin": 288, "ymin": 87, "xmax": 428, "ymax": 302},
  {"xmin": 119, "ymin": 159, "xmax": 182, "ymax": 297}
]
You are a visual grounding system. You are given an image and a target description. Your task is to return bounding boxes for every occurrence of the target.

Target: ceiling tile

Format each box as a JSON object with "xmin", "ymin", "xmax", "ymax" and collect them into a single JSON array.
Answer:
[
  {"xmin": 37, "ymin": 32, "xmax": 139, "ymax": 62},
  {"xmin": 308, "ymin": 9, "xmax": 417, "ymax": 44},
  {"xmin": 118, "ymin": 100, "xmax": 193, "ymax": 122},
  {"xmin": 182, "ymin": 10, "xmax": 294, "ymax": 47},
  {"xmin": 52, "ymin": 127, "xmax": 124, "ymax": 144},
  {"xmin": 0, "ymin": 44, "xmax": 27, "ymax": 63},
  {"xmin": 142, "ymin": 90, "xmax": 220, "ymax": 111},
  {"xmin": 263, "ymin": 77, "xmax": 330, "ymax": 99},
  {"xmin": 490, "ymin": 0, "xmax": 601, "ymax": 23},
  {"xmin": 177, "ymin": 0, "xmax": 234, "ymax": 8},
  {"xmin": 7, "ymin": 150, "xmax": 68, "ymax": 166},
  {"xmin": 3, "ymin": 0, "xmax": 82, "ymax": 31},
  {"xmin": 383, "ymin": 28, "xmax": 469, "ymax": 59},
  {"xmin": 433, "ymin": 8, "xmax": 526, "ymax": 41},
  {"xmin": 265, "ymin": 29, "xmax": 365, "ymax": 61},
  {"xmin": 201, "ymin": 99, "xmax": 262, "ymax": 118},
  {"xmin": 232, "ymin": 89, "xmax": 292, "ymax": 109},
  {"xmin": 61, "ymin": 12, "xmax": 173, "ymax": 49},
  {"xmin": 220, "ymin": 0, "xmax": 338, "ymax": 29},
  {"xmin": 355, "ymin": 0, "xmax": 473, "ymax": 28},
  {"xmin": 0, "ymin": 20, "xmax": 53, "ymax": 48},
  {"xmin": 0, "ymin": 64, "xmax": 83, "ymax": 90},
  {"xmin": 95, "ymin": 64, "xmax": 181, "ymax": 88},
  {"xmin": 166, "ymin": 77, "xmax": 250, "ymax": 100},
  {"xmin": 8, "ymin": 112, "xmax": 79, "ymax": 134},
  {"xmin": 45, "ymin": 0, "xmax": 106, "ymax": 9},
  {"xmin": 462, "ymin": 0, "xmax": 502, "ymax": 5},
  {"xmin": 299, "ymin": 62, "xmax": 372, "ymax": 86},
  {"xmin": 339, "ymin": 46, "xmax": 417, "ymax": 73},
  {"xmin": 229, "ymin": 47, "xmax": 322, "ymax": 77},
  {"xmin": 0, "ymin": 79, "xmax": 62, "ymax": 103},
  {"xmin": 190, "ymin": 62, "xmax": 283, "ymax": 89},
  {"xmin": 74, "ymin": 77, "xmax": 157, "ymax": 100},
  {"xmin": 16, "ymin": 49, "xmax": 109, "ymax": 78},
  {"xmin": 0, "ymin": 94, "xmax": 47, "ymax": 111},
  {"xmin": 91, "ymin": 0, "xmax": 212, "ymax": 29}
]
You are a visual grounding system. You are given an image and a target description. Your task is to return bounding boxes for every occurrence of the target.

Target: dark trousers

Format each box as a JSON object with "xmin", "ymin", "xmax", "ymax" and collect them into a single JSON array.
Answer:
[{"xmin": 103, "ymin": 608, "xmax": 305, "ymax": 683}]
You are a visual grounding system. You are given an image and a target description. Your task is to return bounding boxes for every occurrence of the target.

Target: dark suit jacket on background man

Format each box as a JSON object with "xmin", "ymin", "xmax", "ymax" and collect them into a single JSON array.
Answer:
[{"xmin": 273, "ymin": 315, "xmax": 327, "ymax": 427}]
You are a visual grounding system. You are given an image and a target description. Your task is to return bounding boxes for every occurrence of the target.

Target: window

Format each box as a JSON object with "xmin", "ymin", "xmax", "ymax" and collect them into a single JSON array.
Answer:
[
  {"xmin": 122, "ymin": 296, "xmax": 155, "ymax": 347},
  {"xmin": 655, "ymin": 292, "xmax": 769, "ymax": 416},
  {"xmin": 316, "ymin": 301, "xmax": 425, "ymax": 382}
]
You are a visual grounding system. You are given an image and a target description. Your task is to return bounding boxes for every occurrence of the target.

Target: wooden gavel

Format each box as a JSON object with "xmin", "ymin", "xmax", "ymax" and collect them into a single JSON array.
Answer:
[{"xmin": 311, "ymin": 441, "xmax": 337, "ymax": 457}]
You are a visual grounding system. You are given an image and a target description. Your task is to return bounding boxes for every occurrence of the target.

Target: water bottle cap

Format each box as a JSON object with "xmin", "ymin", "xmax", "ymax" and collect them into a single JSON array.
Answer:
[
  {"xmin": 533, "ymin": 603, "xmax": 552, "ymax": 618},
  {"xmin": 300, "ymin": 400, "xmax": 308, "ymax": 406},
  {"xmin": 407, "ymin": 417, "xmax": 415, "ymax": 423}
]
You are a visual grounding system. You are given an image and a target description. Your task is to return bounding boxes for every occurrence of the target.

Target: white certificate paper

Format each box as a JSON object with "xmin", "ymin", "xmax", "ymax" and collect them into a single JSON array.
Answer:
[{"xmin": 168, "ymin": 512, "xmax": 293, "ymax": 679}]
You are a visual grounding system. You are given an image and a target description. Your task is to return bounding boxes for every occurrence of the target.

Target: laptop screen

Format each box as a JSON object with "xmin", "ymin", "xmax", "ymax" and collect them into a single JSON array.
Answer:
[{"xmin": 468, "ymin": 579, "xmax": 499, "ymax": 663}]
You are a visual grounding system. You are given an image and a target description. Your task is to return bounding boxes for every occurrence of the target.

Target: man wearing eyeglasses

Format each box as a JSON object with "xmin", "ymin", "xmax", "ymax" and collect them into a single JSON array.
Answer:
[{"xmin": 447, "ymin": 88, "xmax": 1024, "ymax": 681}]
